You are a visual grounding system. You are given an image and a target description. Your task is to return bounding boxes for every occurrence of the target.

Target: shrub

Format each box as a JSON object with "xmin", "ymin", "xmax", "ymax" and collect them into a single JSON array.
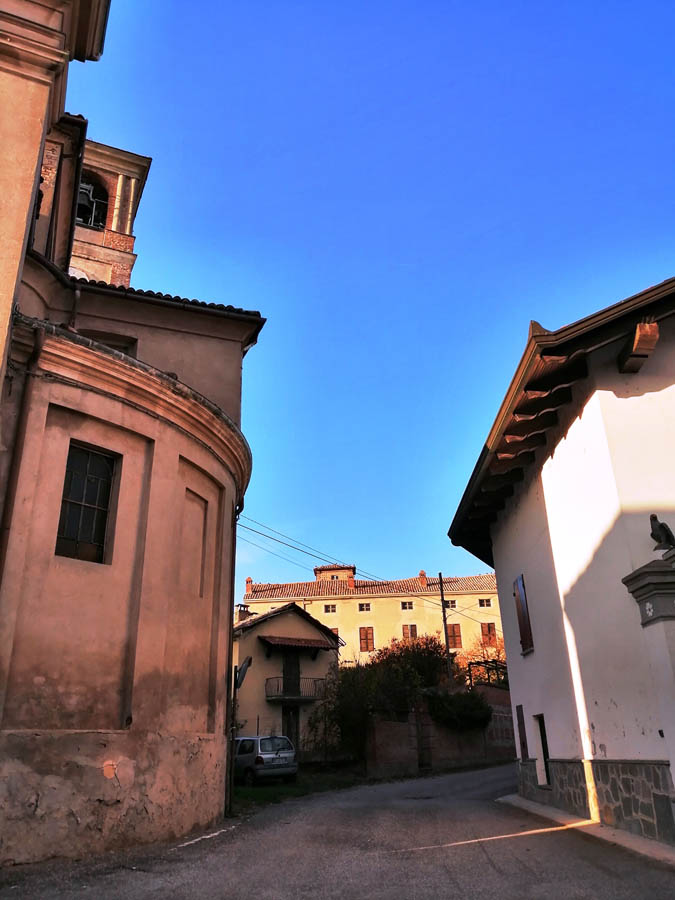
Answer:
[
  {"xmin": 370, "ymin": 634, "xmax": 460, "ymax": 689},
  {"xmin": 426, "ymin": 689, "xmax": 493, "ymax": 732}
]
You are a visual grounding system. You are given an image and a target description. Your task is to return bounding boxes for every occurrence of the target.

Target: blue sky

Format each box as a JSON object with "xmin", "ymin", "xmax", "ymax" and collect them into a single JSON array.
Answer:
[{"xmin": 67, "ymin": 1, "xmax": 675, "ymax": 599}]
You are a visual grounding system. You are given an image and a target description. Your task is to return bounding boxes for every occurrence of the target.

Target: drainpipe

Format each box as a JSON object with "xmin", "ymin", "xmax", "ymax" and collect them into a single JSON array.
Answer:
[
  {"xmin": 68, "ymin": 287, "xmax": 80, "ymax": 329},
  {"xmin": 0, "ymin": 326, "xmax": 45, "ymax": 719},
  {"xmin": 64, "ymin": 116, "xmax": 88, "ymax": 270},
  {"xmin": 0, "ymin": 325, "xmax": 45, "ymax": 569},
  {"xmin": 224, "ymin": 501, "xmax": 241, "ymax": 817}
]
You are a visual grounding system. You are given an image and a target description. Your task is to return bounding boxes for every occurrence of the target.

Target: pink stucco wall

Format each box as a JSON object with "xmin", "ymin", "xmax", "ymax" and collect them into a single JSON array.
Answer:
[{"xmin": 0, "ymin": 319, "xmax": 254, "ymax": 864}]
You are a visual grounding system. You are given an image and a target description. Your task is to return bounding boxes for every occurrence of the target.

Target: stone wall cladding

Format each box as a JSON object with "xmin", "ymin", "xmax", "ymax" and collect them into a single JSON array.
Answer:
[
  {"xmin": 549, "ymin": 760, "xmax": 591, "ymax": 818},
  {"xmin": 592, "ymin": 759, "xmax": 675, "ymax": 844},
  {"xmin": 518, "ymin": 758, "xmax": 589, "ymax": 817},
  {"xmin": 0, "ymin": 729, "xmax": 226, "ymax": 865},
  {"xmin": 519, "ymin": 758, "xmax": 675, "ymax": 846},
  {"xmin": 519, "ymin": 759, "xmax": 555, "ymax": 807}
]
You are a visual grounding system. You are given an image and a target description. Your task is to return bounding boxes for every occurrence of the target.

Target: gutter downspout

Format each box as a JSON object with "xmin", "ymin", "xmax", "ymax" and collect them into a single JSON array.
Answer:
[
  {"xmin": 0, "ymin": 325, "xmax": 45, "ymax": 564},
  {"xmin": 68, "ymin": 287, "xmax": 81, "ymax": 329},
  {"xmin": 64, "ymin": 116, "xmax": 88, "ymax": 271},
  {"xmin": 0, "ymin": 325, "xmax": 45, "ymax": 719},
  {"xmin": 224, "ymin": 501, "xmax": 242, "ymax": 816}
]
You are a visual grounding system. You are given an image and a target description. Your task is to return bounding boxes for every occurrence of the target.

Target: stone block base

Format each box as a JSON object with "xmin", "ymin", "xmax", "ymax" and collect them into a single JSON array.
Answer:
[
  {"xmin": 518, "ymin": 758, "xmax": 589, "ymax": 817},
  {"xmin": 592, "ymin": 759, "xmax": 675, "ymax": 843},
  {"xmin": 518, "ymin": 758, "xmax": 675, "ymax": 845}
]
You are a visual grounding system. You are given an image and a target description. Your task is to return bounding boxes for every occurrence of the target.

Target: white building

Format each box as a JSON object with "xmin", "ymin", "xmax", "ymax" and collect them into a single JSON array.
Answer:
[{"xmin": 450, "ymin": 279, "xmax": 675, "ymax": 845}]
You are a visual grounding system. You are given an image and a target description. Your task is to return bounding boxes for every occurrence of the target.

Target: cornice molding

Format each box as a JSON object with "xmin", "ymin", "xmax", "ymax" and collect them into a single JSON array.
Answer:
[
  {"xmin": 84, "ymin": 140, "xmax": 152, "ymax": 181},
  {"xmin": 0, "ymin": 13, "xmax": 68, "ymax": 82},
  {"xmin": 11, "ymin": 318, "xmax": 253, "ymax": 502}
]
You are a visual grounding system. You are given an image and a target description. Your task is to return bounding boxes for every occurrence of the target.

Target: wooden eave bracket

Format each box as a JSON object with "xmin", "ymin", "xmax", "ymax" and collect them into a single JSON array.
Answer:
[
  {"xmin": 618, "ymin": 321, "xmax": 659, "ymax": 374},
  {"xmin": 513, "ymin": 386, "xmax": 573, "ymax": 422},
  {"xmin": 481, "ymin": 470, "xmax": 524, "ymax": 492},
  {"xmin": 524, "ymin": 357, "xmax": 588, "ymax": 395},
  {"xmin": 496, "ymin": 432, "xmax": 547, "ymax": 458},
  {"xmin": 489, "ymin": 452, "xmax": 535, "ymax": 476}
]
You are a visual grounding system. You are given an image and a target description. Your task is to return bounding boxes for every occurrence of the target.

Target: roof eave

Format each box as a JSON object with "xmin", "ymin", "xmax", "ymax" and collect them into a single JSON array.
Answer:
[{"xmin": 448, "ymin": 277, "xmax": 675, "ymax": 562}]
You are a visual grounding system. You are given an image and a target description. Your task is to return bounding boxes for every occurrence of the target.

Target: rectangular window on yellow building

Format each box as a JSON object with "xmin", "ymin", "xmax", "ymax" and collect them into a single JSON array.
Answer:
[
  {"xmin": 446, "ymin": 623, "xmax": 462, "ymax": 648},
  {"xmin": 359, "ymin": 626, "xmax": 374, "ymax": 651},
  {"xmin": 481, "ymin": 622, "xmax": 497, "ymax": 646}
]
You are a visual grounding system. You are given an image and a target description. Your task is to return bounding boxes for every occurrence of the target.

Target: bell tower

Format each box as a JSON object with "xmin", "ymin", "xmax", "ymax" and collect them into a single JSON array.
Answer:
[{"xmin": 69, "ymin": 140, "xmax": 151, "ymax": 287}]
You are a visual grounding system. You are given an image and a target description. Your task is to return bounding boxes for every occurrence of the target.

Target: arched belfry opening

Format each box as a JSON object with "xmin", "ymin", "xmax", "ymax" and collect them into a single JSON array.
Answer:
[{"xmin": 76, "ymin": 171, "xmax": 108, "ymax": 228}]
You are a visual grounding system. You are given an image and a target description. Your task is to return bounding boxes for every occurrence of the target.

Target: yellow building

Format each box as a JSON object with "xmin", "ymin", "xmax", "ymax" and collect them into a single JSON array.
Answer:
[{"xmin": 241, "ymin": 565, "xmax": 499, "ymax": 664}]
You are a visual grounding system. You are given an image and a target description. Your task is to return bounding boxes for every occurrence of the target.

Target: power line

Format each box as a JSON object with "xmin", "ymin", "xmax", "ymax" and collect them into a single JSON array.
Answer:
[
  {"xmin": 236, "ymin": 534, "xmax": 313, "ymax": 575},
  {"xmin": 238, "ymin": 524, "xmax": 335, "ymax": 565},
  {"xmin": 238, "ymin": 515, "xmax": 502, "ymax": 637},
  {"xmin": 239, "ymin": 515, "xmax": 384, "ymax": 582},
  {"xmin": 240, "ymin": 515, "xmax": 350, "ymax": 567}
]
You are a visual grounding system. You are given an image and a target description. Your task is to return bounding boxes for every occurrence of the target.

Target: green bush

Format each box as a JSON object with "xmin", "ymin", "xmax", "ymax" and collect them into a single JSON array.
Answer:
[
  {"xmin": 306, "ymin": 639, "xmax": 474, "ymax": 761},
  {"xmin": 370, "ymin": 634, "xmax": 455, "ymax": 689},
  {"xmin": 426, "ymin": 689, "xmax": 493, "ymax": 732}
]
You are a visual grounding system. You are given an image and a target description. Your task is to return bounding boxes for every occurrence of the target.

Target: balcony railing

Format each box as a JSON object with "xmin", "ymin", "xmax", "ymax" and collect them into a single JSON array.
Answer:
[
  {"xmin": 265, "ymin": 676, "xmax": 326, "ymax": 701},
  {"xmin": 467, "ymin": 660, "xmax": 509, "ymax": 689}
]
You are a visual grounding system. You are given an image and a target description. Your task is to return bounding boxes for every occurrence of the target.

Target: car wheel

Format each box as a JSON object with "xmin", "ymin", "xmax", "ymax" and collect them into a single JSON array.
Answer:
[{"xmin": 243, "ymin": 769, "xmax": 256, "ymax": 787}]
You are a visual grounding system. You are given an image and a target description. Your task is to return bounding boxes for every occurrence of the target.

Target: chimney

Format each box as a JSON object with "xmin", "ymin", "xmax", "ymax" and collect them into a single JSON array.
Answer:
[
  {"xmin": 245, "ymin": 576, "xmax": 252, "ymax": 595},
  {"xmin": 347, "ymin": 573, "xmax": 355, "ymax": 589},
  {"xmin": 419, "ymin": 569, "xmax": 427, "ymax": 589},
  {"xmin": 236, "ymin": 603, "xmax": 252, "ymax": 622}
]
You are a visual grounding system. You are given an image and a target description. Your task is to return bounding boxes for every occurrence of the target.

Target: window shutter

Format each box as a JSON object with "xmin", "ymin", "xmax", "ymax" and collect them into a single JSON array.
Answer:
[{"xmin": 513, "ymin": 575, "xmax": 534, "ymax": 652}]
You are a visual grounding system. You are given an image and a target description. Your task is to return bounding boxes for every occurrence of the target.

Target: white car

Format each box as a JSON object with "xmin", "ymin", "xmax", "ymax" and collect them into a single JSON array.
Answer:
[{"xmin": 234, "ymin": 735, "xmax": 298, "ymax": 785}]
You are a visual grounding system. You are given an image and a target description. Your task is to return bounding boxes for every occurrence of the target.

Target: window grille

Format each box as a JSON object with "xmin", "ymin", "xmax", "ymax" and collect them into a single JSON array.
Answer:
[{"xmin": 55, "ymin": 443, "xmax": 115, "ymax": 563}]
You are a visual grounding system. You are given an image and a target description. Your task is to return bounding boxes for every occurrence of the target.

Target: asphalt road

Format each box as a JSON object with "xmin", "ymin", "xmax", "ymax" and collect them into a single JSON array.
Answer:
[{"xmin": 2, "ymin": 763, "xmax": 674, "ymax": 899}]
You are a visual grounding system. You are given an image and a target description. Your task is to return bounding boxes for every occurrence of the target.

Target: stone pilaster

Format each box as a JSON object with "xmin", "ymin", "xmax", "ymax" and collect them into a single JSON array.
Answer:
[
  {"xmin": 622, "ymin": 556, "xmax": 675, "ymax": 627},
  {"xmin": 0, "ymin": 0, "xmax": 109, "ymax": 384}
]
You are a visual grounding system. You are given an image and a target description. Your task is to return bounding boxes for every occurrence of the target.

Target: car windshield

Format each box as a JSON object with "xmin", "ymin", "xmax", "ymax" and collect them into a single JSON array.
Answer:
[{"xmin": 259, "ymin": 737, "xmax": 292, "ymax": 753}]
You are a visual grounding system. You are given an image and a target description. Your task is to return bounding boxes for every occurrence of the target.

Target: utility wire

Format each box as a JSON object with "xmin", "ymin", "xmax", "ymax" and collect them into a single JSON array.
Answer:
[
  {"xmin": 238, "ymin": 524, "xmax": 336, "ymax": 565},
  {"xmin": 239, "ymin": 515, "xmax": 384, "ymax": 582},
  {"xmin": 236, "ymin": 535, "xmax": 314, "ymax": 575},
  {"xmin": 240, "ymin": 515, "xmax": 352, "ymax": 567},
  {"xmin": 237, "ymin": 515, "xmax": 502, "ymax": 637}
]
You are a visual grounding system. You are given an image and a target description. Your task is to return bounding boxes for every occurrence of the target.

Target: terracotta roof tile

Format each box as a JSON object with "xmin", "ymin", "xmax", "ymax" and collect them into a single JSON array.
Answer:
[
  {"xmin": 257, "ymin": 635, "xmax": 335, "ymax": 650},
  {"xmin": 246, "ymin": 573, "xmax": 496, "ymax": 600},
  {"xmin": 233, "ymin": 601, "xmax": 343, "ymax": 645},
  {"xmin": 70, "ymin": 275, "xmax": 263, "ymax": 319}
]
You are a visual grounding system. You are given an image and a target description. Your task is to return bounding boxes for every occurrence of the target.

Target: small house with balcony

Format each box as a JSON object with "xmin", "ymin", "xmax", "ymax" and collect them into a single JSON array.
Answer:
[{"xmin": 233, "ymin": 602, "xmax": 342, "ymax": 751}]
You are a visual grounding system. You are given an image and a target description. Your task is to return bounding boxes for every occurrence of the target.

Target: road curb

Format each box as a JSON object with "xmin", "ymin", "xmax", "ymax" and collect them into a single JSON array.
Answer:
[{"xmin": 496, "ymin": 793, "xmax": 675, "ymax": 868}]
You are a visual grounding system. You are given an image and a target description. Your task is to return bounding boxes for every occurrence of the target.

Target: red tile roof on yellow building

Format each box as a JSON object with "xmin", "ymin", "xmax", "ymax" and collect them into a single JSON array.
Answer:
[
  {"xmin": 313, "ymin": 563, "xmax": 356, "ymax": 573},
  {"xmin": 245, "ymin": 572, "xmax": 496, "ymax": 600}
]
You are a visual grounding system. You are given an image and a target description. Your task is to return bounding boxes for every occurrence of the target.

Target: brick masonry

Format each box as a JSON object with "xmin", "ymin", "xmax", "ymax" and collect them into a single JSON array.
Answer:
[
  {"xmin": 518, "ymin": 758, "xmax": 675, "ymax": 845},
  {"xmin": 366, "ymin": 693, "xmax": 516, "ymax": 779}
]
